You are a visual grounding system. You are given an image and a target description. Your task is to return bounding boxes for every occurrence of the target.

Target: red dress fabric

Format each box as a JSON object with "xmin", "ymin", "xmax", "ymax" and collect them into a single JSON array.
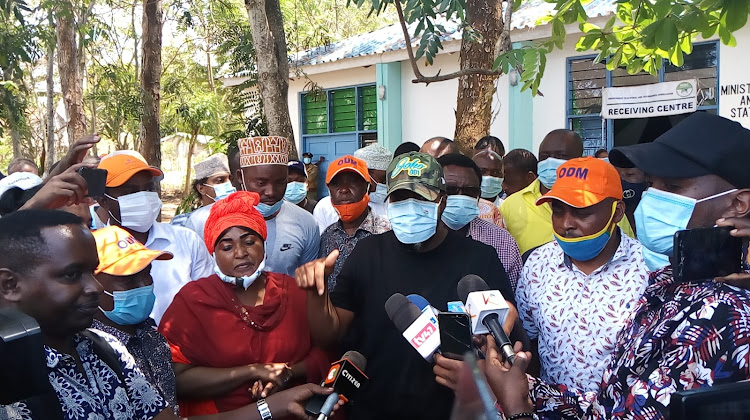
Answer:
[{"xmin": 159, "ymin": 272, "xmax": 330, "ymax": 416}]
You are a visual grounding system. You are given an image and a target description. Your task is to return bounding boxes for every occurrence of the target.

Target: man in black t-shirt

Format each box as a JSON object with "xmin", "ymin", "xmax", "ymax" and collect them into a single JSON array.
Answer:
[{"xmin": 296, "ymin": 152, "xmax": 517, "ymax": 420}]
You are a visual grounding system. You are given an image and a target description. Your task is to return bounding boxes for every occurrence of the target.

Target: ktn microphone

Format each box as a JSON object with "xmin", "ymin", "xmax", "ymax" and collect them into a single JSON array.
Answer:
[
  {"xmin": 457, "ymin": 275, "xmax": 515, "ymax": 365},
  {"xmin": 385, "ymin": 293, "xmax": 441, "ymax": 361},
  {"xmin": 304, "ymin": 351, "xmax": 369, "ymax": 417}
]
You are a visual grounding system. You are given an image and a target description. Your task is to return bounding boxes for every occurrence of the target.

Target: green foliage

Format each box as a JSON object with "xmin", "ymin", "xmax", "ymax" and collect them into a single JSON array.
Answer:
[
  {"xmin": 512, "ymin": 0, "xmax": 750, "ymax": 94},
  {"xmin": 349, "ymin": 0, "xmax": 750, "ymax": 96},
  {"xmin": 281, "ymin": 0, "xmax": 397, "ymax": 52},
  {"xmin": 0, "ymin": 0, "xmax": 35, "ymax": 137}
]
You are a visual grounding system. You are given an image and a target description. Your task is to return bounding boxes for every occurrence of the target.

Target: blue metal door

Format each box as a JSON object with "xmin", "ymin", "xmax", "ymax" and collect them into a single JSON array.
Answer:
[{"xmin": 303, "ymin": 133, "xmax": 360, "ymax": 198}]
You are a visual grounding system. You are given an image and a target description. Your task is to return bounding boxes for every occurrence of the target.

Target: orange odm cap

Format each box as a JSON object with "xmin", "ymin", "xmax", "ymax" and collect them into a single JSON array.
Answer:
[
  {"xmin": 98, "ymin": 151, "xmax": 163, "ymax": 187},
  {"xmin": 325, "ymin": 155, "xmax": 370, "ymax": 184},
  {"xmin": 536, "ymin": 156, "xmax": 622, "ymax": 208},
  {"xmin": 92, "ymin": 226, "xmax": 173, "ymax": 275}
]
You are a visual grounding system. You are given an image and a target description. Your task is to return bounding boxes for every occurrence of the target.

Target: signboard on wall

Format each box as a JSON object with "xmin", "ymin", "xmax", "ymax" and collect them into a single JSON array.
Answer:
[
  {"xmin": 720, "ymin": 83, "xmax": 750, "ymax": 128},
  {"xmin": 602, "ymin": 79, "xmax": 698, "ymax": 119}
]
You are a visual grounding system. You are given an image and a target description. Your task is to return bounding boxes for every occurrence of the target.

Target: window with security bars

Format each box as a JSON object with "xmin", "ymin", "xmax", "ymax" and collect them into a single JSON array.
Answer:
[
  {"xmin": 567, "ymin": 42, "xmax": 718, "ymax": 154},
  {"xmin": 301, "ymin": 85, "xmax": 378, "ymax": 135}
]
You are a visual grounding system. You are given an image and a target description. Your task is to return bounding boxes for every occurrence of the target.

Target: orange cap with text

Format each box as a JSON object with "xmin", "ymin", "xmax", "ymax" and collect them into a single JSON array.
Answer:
[
  {"xmin": 536, "ymin": 156, "xmax": 622, "ymax": 208},
  {"xmin": 98, "ymin": 151, "xmax": 163, "ymax": 187},
  {"xmin": 93, "ymin": 226, "xmax": 173, "ymax": 275},
  {"xmin": 325, "ymin": 155, "xmax": 371, "ymax": 184}
]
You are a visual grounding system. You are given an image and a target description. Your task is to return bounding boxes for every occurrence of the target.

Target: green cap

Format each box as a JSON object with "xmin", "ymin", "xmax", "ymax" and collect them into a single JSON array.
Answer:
[{"xmin": 386, "ymin": 152, "xmax": 446, "ymax": 201}]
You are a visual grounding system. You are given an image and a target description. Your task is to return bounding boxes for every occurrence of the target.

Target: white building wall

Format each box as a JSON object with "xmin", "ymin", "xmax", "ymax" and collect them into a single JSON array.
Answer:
[
  {"xmin": 283, "ymin": 22, "xmax": 750, "ymax": 155},
  {"xmin": 718, "ymin": 25, "xmax": 750, "ymax": 129},
  {"xmin": 287, "ymin": 66, "xmax": 377, "ymax": 152}
]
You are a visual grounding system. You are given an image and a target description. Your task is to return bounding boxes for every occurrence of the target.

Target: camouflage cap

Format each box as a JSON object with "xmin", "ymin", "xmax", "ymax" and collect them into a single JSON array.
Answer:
[{"xmin": 386, "ymin": 152, "xmax": 446, "ymax": 201}]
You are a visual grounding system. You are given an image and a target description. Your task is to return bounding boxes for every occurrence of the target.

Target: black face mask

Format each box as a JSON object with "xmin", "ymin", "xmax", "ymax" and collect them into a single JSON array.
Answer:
[{"xmin": 622, "ymin": 180, "xmax": 648, "ymax": 212}]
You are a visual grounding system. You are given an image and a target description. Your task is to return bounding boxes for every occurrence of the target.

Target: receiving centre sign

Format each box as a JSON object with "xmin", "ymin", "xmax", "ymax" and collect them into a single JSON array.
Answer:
[{"xmin": 601, "ymin": 79, "xmax": 698, "ymax": 119}]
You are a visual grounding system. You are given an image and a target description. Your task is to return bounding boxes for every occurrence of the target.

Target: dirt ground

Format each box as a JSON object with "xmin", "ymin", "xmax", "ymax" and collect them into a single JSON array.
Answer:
[{"xmin": 160, "ymin": 189, "xmax": 183, "ymax": 223}]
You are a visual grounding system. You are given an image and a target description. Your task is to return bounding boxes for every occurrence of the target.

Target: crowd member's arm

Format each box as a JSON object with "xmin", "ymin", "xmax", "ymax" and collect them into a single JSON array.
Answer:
[
  {"xmin": 173, "ymin": 362, "xmax": 292, "ymax": 400},
  {"xmin": 295, "ymin": 249, "xmax": 355, "ymax": 348},
  {"xmin": 20, "ymin": 164, "xmax": 92, "ymax": 210},
  {"xmin": 47, "ymin": 134, "xmax": 100, "ymax": 178},
  {"xmin": 154, "ymin": 383, "xmax": 342, "ymax": 420},
  {"xmin": 715, "ymin": 217, "xmax": 750, "ymax": 288},
  {"xmin": 483, "ymin": 336, "xmax": 595, "ymax": 420}
]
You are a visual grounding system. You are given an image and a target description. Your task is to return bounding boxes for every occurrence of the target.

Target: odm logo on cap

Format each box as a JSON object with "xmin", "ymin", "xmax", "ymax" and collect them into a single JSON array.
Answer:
[
  {"xmin": 391, "ymin": 157, "xmax": 427, "ymax": 178},
  {"xmin": 117, "ymin": 235, "xmax": 138, "ymax": 250}
]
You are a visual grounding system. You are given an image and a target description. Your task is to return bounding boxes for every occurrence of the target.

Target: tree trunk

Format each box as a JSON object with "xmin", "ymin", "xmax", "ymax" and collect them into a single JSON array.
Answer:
[
  {"xmin": 56, "ymin": 2, "xmax": 86, "ymax": 144},
  {"xmin": 46, "ymin": 30, "xmax": 56, "ymax": 171},
  {"xmin": 244, "ymin": 0, "xmax": 298, "ymax": 159},
  {"xmin": 10, "ymin": 127, "xmax": 21, "ymax": 160},
  {"xmin": 139, "ymin": 0, "xmax": 163, "ymax": 180},
  {"xmin": 132, "ymin": 1, "xmax": 139, "ymax": 79},
  {"xmin": 453, "ymin": 0, "xmax": 505, "ymax": 153},
  {"xmin": 183, "ymin": 130, "xmax": 198, "ymax": 196}
]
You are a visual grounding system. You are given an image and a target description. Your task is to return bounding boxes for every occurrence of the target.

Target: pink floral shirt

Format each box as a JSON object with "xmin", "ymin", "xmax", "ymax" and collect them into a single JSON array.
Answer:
[{"xmin": 516, "ymin": 231, "xmax": 649, "ymax": 392}]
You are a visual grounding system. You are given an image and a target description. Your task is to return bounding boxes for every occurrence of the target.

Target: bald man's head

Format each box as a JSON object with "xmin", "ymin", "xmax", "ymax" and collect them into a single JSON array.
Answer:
[
  {"xmin": 420, "ymin": 137, "xmax": 460, "ymax": 158},
  {"xmin": 538, "ymin": 129, "xmax": 583, "ymax": 161}
]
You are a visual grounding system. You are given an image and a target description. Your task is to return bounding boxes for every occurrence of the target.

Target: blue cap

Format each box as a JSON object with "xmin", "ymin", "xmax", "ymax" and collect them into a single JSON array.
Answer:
[{"xmin": 288, "ymin": 160, "xmax": 308, "ymax": 177}]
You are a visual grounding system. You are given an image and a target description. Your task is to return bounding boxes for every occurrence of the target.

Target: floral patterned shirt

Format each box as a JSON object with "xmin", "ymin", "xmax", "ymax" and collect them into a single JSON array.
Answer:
[
  {"xmin": 528, "ymin": 268, "xmax": 750, "ymax": 419},
  {"xmin": 0, "ymin": 329, "xmax": 169, "ymax": 419},
  {"xmin": 516, "ymin": 232, "xmax": 648, "ymax": 393},
  {"xmin": 320, "ymin": 208, "xmax": 391, "ymax": 291}
]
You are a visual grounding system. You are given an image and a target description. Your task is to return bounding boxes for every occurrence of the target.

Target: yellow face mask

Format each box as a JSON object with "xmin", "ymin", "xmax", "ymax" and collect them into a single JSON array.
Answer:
[{"xmin": 553, "ymin": 201, "xmax": 617, "ymax": 261}]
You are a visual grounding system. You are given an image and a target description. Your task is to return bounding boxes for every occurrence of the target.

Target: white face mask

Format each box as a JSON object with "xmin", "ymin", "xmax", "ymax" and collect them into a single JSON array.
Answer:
[
  {"xmin": 106, "ymin": 191, "xmax": 162, "ymax": 233},
  {"xmin": 214, "ymin": 257, "xmax": 266, "ymax": 289}
]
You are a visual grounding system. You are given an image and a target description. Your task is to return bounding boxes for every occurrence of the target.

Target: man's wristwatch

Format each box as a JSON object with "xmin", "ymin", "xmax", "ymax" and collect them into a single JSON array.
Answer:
[{"xmin": 257, "ymin": 398, "xmax": 273, "ymax": 420}]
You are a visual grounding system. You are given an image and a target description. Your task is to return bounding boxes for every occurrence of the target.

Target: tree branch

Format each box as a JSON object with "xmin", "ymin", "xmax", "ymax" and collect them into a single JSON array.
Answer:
[{"xmin": 393, "ymin": 0, "xmax": 501, "ymax": 85}]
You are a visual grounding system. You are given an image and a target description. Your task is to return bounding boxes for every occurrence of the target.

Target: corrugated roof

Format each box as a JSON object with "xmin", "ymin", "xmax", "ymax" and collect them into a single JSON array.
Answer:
[{"xmin": 289, "ymin": 0, "xmax": 617, "ymax": 68}]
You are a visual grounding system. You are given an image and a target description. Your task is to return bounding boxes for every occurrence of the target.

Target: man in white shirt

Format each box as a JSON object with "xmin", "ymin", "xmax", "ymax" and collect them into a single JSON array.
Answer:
[
  {"xmin": 516, "ymin": 156, "xmax": 648, "ymax": 393},
  {"xmin": 96, "ymin": 151, "xmax": 213, "ymax": 324},
  {"xmin": 237, "ymin": 136, "xmax": 320, "ymax": 276}
]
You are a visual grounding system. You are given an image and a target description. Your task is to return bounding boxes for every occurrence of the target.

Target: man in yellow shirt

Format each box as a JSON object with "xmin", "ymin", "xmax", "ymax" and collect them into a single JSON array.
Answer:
[{"xmin": 501, "ymin": 129, "xmax": 633, "ymax": 256}]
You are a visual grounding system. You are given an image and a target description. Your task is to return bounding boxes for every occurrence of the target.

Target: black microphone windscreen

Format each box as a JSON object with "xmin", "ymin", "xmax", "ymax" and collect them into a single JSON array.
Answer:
[
  {"xmin": 457, "ymin": 274, "xmax": 489, "ymax": 303},
  {"xmin": 385, "ymin": 293, "xmax": 422, "ymax": 333},
  {"xmin": 342, "ymin": 350, "xmax": 367, "ymax": 371}
]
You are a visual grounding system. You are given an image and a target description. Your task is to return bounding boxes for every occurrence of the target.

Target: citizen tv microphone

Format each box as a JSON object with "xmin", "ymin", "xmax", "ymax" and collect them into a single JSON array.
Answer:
[
  {"xmin": 457, "ymin": 275, "xmax": 515, "ymax": 365},
  {"xmin": 385, "ymin": 293, "xmax": 441, "ymax": 361},
  {"xmin": 304, "ymin": 351, "xmax": 368, "ymax": 417}
]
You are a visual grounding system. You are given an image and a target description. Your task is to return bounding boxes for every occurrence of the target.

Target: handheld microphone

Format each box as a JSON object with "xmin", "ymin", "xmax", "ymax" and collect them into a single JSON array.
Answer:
[
  {"xmin": 316, "ymin": 392, "xmax": 339, "ymax": 420},
  {"xmin": 385, "ymin": 293, "xmax": 441, "ymax": 361},
  {"xmin": 457, "ymin": 275, "xmax": 515, "ymax": 365},
  {"xmin": 304, "ymin": 351, "xmax": 369, "ymax": 417},
  {"xmin": 407, "ymin": 294, "xmax": 439, "ymax": 325}
]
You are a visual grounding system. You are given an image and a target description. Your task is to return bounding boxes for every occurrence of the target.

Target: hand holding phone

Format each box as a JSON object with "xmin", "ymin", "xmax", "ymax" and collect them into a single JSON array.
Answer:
[
  {"xmin": 438, "ymin": 312, "xmax": 473, "ymax": 360},
  {"xmin": 77, "ymin": 167, "xmax": 107, "ymax": 198},
  {"xmin": 673, "ymin": 227, "xmax": 747, "ymax": 283}
]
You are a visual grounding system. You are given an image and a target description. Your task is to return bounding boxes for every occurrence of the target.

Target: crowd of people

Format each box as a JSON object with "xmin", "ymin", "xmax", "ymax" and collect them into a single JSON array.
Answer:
[{"xmin": 0, "ymin": 111, "xmax": 749, "ymax": 420}]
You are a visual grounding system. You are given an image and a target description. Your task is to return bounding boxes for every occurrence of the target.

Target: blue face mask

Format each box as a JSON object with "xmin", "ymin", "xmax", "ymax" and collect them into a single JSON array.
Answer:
[
  {"xmin": 537, "ymin": 158, "xmax": 566, "ymax": 189},
  {"xmin": 303, "ymin": 157, "xmax": 312, "ymax": 164},
  {"xmin": 635, "ymin": 188, "xmax": 737, "ymax": 271},
  {"xmin": 284, "ymin": 182, "xmax": 308, "ymax": 204},
  {"xmin": 480, "ymin": 176, "xmax": 504, "ymax": 199},
  {"xmin": 387, "ymin": 198, "xmax": 440, "ymax": 244},
  {"xmin": 99, "ymin": 285, "xmax": 156, "ymax": 325},
  {"xmin": 554, "ymin": 201, "xmax": 617, "ymax": 261},
  {"xmin": 442, "ymin": 195, "xmax": 480, "ymax": 230},
  {"xmin": 208, "ymin": 182, "xmax": 236, "ymax": 201},
  {"xmin": 241, "ymin": 172, "xmax": 284, "ymax": 217},
  {"xmin": 256, "ymin": 200, "xmax": 283, "ymax": 218},
  {"xmin": 370, "ymin": 183, "xmax": 388, "ymax": 204}
]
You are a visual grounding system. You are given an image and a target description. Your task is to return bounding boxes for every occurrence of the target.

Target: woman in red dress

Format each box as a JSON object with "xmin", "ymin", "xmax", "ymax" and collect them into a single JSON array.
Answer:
[{"xmin": 159, "ymin": 191, "xmax": 329, "ymax": 416}]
